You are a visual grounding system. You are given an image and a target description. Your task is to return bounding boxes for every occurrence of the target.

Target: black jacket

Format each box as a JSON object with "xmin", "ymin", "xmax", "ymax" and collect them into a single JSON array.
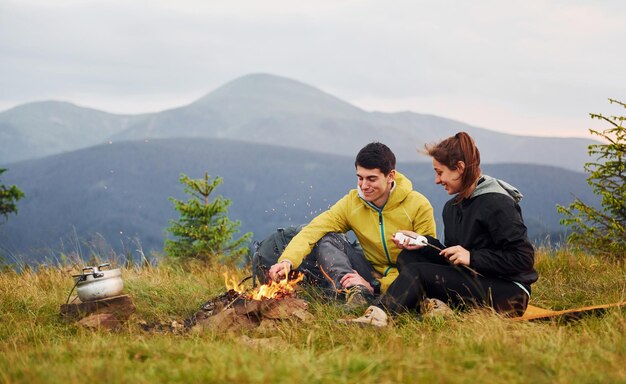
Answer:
[{"xmin": 442, "ymin": 176, "xmax": 538, "ymax": 287}]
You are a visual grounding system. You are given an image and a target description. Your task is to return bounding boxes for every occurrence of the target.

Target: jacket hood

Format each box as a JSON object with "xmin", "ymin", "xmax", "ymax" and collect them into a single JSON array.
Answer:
[
  {"xmin": 357, "ymin": 171, "xmax": 412, "ymax": 209},
  {"xmin": 471, "ymin": 175, "xmax": 523, "ymax": 203}
]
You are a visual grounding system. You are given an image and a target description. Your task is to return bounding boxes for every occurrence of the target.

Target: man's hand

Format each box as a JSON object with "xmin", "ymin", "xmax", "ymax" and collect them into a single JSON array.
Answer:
[
  {"xmin": 439, "ymin": 245, "xmax": 470, "ymax": 266},
  {"xmin": 340, "ymin": 270, "xmax": 373, "ymax": 294},
  {"xmin": 268, "ymin": 260, "xmax": 292, "ymax": 281}
]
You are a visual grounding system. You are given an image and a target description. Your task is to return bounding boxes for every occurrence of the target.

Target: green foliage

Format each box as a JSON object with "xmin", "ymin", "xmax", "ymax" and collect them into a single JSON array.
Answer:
[
  {"xmin": 164, "ymin": 172, "xmax": 252, "ymax": 264},
  {"xmin": 558, "ymin": 99, "xmax": 626, "ymax": 262},
  {"xmin": 0, "ymin": 168, "xmax": 25, "ymax": 222}
]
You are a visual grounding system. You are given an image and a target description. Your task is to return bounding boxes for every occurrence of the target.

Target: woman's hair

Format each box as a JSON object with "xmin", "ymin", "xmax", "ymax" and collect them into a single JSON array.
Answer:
[{"xmin": 425, "ymin": 132, "xmax": 481, "ymax": 200}]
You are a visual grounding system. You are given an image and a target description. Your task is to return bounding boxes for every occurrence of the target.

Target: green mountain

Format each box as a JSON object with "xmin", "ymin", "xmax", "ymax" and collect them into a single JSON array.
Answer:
[
  {"xmin": 1, "ymin": 74, "xmax": 597, "ymax": 172},
  {"xmin": 0, "ymin": 138, "xmax": 596, "ymax": 264}
]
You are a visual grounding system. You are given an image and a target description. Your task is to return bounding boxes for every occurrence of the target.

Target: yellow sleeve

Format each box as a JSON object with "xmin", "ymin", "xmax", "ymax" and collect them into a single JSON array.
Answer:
[
  {"xmin": 278, "ymin": 195, "xmax": 351, "ymax": 268},
  {"xmin": 414, "ymin": 199, "xmax": 437, "ymax": 237}
]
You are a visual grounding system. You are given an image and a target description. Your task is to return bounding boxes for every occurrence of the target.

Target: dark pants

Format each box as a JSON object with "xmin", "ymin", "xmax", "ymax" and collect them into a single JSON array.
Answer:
[
  {"xmin": 289, "ymin": 232, "xmax": 376, "ymax": 294},
  {"xmin": 379, "ymin": 239, "xmax": 529, "ymax": 317}
]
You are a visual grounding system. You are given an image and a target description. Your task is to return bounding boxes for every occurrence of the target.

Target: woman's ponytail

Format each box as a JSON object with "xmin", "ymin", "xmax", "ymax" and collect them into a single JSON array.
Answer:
[{"xmin": 456, "ymin": 132, "xmax": 481, "ymax": 199}]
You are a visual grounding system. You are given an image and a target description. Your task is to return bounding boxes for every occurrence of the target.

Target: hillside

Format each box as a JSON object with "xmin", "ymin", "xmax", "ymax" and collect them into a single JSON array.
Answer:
[
  {"xmin": 0, "ymin": 74, "xmax": 598, "ymax": 172},
  {"xmin": 0, "ymin": 101, "xmax": 144, "ymax": 163},
  {"xmin": 0, "ymin": 138, "xmax": 596, "ymax": 263}
]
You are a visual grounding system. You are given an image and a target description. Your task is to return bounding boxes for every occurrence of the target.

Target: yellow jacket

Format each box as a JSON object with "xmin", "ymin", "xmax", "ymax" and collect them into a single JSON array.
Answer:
[{"xmin": 278, "ymin": 171, "xmax": 436, "ymax": 292}]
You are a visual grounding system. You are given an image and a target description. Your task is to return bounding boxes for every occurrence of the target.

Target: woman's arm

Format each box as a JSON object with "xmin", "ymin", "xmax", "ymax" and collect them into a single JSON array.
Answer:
[{"xmin": 467, "ymin": 195, "xmax": 535, "ymax": 276}]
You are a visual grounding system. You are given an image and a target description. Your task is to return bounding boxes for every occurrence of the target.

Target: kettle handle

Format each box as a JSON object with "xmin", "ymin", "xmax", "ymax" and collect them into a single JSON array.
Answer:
[
  {"xmin": 81, "ymin": 264, "xmax": 107, "ymax": 277},
  {"xmin": 82, "ymin": 263, "xmax": 110, "ymax": 274}
]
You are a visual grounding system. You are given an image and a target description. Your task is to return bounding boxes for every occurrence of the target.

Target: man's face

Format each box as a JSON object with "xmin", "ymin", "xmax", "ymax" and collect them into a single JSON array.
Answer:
[{"xmin": 356, "ymin": 166, "xmax": 395, "ymax": 207}]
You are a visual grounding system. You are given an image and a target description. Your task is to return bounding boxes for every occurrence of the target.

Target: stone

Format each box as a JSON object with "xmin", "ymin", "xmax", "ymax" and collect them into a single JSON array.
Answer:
[
  {"xmin": 233, "ymin": 298, "xmax": 262, "ymax": 317},
  {"xmin": 78, "ymin": 313, "xmax": 122, "ymax": 331},
  {"xmin": 196, "ymin": 307, "xmax": 259, "ymax": 333},
  {"xmin": 60, "ymin": 294, "xmax": 136, "ymax": 322},
  {"xmin": 260, "ymin": 297, "xmax": 308, "ymax": 319},
  {"xmin": 60, "ymin": 294, "xmax": 135, "ymax": 331}
]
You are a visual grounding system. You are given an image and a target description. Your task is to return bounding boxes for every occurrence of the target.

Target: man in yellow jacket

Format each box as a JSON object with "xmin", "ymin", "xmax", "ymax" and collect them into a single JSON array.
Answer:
[{"xmin": 269, "ymin": 142, "xmax": 436, "ymax": 302}]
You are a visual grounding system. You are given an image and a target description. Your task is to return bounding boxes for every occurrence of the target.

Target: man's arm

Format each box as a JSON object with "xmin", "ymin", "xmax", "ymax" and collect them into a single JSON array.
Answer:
[
  {"xmin": 276, "ymin": 195, "xmax": 352, "ymax": 269},
  {"xmin": 413, "ymin": 197, "xmax": 437, "ymax": 237}
]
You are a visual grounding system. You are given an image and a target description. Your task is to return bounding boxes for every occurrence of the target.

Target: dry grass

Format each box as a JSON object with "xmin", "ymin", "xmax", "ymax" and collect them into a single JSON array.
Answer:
[{"xmin": 0, "ymin": 250, "xmax": 625, "ymax": 383}]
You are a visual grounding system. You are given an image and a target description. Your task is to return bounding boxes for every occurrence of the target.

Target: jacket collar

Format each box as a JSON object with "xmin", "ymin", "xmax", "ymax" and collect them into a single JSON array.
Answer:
[
  {"xmin": 470, "ymin": 174, "xmax": 523, "ymax": 203},
  {"xmin": 357, "ymin": 171, "xmax": 412, "ymax": 210}
]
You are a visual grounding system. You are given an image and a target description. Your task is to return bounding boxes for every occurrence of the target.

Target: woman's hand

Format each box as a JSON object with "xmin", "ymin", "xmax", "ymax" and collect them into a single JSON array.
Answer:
[
  {"xmin": 392, "ymin": 230, "xmax": 425, "ymax": 251},
  {"xmin": 268, "ymin": 260, "xmax": 292, "ymax": 281},
  {"xmin": 440, "ymin": 245, "xmax": 470, "ymax": 266}
]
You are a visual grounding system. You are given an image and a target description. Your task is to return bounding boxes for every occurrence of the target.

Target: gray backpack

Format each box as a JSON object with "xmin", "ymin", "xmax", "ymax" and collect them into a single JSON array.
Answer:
[{"xmin": 251, "ymin": 226, "xmax": 303, "ymax": 285}]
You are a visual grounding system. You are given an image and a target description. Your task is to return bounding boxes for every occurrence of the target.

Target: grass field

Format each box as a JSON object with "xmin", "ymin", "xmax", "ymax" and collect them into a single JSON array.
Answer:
[{"xmin": 1, "ymin": 249, "xmax": 625, "ymax": 383}]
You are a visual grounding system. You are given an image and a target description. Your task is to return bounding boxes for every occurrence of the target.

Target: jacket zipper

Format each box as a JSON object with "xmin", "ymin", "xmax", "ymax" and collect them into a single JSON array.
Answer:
[
  {"xmin": 378, "ymin": 210, "xmax": 393, "ymax": 276},
  {"xmin": 363, "ymin": 198, "xmax": 393, "ymax": 275}
]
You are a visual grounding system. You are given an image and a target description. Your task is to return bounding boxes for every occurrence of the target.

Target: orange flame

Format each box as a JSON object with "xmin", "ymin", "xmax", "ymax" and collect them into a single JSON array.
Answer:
[
  {"xmin": 252, "ymin": 273, "xmax": 304, "ymax": 300},
  {"xmin": 223, "ymin": 272, "xmax": 304, "ymax": 300},
  {"xmin": 223, "ymin": 272, "xmax": 246, "ymax": 293}
]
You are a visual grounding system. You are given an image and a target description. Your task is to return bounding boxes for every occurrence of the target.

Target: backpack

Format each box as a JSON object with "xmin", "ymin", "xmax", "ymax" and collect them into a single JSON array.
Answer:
[{"xmin": 251, "ymin": 225, "xmax": 304, "ymax": 286}]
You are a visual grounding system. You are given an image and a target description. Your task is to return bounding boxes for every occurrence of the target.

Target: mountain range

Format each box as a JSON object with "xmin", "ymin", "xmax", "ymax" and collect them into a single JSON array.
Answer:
[
  {"xmin": 0, "ymin": 73, "xmax": 599, "ymax": 263},
  {"xmin": 0, "ymin": 138, "xmax": 595, "ymax": 264},
  {"xmin": 1, "ymin": 73, "xmax": 597, "ymax": 172}
]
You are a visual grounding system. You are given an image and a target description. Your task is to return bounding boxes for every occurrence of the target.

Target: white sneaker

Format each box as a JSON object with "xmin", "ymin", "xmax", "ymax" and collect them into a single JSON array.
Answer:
[
  {"xmin": 340, "ymin": 305, "xmax": 388, "ymax": 327},
  {"xmin": 423, "ymin": 298, "xmax": 454, "ymax": 318}
]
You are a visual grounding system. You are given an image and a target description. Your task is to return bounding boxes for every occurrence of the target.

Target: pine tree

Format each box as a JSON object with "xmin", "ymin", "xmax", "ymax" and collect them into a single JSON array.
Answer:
[
  {"xmin": 0, "ymin": 168, "xmax": 25, "ymax": 222},
  {"xmin": 557, "ymin": 99, "xmax": 626, "ymax": 262},
  {"xmin": 165, "ymin": 172, "xmax": 251, "ymax": 264}
]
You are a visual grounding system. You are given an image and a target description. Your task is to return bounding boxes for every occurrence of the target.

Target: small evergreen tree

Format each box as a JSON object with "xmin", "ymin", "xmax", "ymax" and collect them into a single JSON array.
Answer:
[
  {"xmin": 557, "ymin": 99, "xmax": 626, "ymax": 262},
  {"xmin": 0, "ymin": 168, "xmax": 25, "ymax": 222},
  {"xmin": 165, "ymin": 172, "xmax": 251, "ymax": 264}
]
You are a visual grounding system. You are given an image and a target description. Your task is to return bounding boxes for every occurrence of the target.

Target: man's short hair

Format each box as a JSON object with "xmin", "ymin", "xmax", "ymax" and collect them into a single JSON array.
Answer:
[{"xmin": 355, "ymin": 142, "xmax": 396, "ymax": 175}]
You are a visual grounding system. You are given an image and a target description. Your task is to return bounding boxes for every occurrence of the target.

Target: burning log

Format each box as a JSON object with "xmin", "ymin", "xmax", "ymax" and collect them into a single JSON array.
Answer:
[{"xmin": 190, "ymin": 273, "xmax": 312, "ymax": 333}]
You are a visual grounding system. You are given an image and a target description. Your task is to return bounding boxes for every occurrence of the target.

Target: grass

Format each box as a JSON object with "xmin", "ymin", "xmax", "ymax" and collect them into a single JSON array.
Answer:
[{"xmin": 0, "ymin": 250, "xmax": 625, "ymax": 383}]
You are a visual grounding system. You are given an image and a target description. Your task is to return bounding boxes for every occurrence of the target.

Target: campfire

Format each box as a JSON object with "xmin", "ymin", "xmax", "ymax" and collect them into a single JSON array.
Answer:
[
  {"xmin": 190, "ymin": 272, "xmax": 312, "ymax": 333},
  {"xmin": 224, "ymin": 272, "xmax": 304, "ymax": 301}
]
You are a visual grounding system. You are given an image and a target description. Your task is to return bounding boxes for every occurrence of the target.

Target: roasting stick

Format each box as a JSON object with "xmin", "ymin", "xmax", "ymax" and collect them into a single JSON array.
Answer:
[
  {"xmin": 398, "ymin": 233, "xmax": 482, "ymax": 277},
  {"xmin": 426, "ymin": 242, "xmax": 481, "ymax": 277}
]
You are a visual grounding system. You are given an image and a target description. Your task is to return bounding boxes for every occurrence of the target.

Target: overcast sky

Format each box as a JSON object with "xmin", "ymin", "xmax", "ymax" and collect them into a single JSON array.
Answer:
[{"xmin": 1, "ymin": 0, "xmax": 624, "ymax": 138}]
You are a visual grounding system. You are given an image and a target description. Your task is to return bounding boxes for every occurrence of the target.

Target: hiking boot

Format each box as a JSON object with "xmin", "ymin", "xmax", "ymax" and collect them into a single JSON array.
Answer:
[
  {"xmin": 344, "ymin": 285, "xmax": 373, "ymax": 309},
  {"xmin": 338, "ymin": 305, "xmax": 388, "ymax": 327},
  {"xmin": 423, "ymin": 298, "xmax": 454, "ymax": 319}
]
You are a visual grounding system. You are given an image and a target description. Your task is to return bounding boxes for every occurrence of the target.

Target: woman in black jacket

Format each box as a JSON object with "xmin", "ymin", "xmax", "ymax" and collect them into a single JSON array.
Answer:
[{"xmin": 346, "ymin": 132, "xmax": 538, "ymax": 326}]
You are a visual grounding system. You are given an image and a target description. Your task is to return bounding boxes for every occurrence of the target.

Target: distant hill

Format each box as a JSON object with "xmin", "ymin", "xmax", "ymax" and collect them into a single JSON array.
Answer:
[
  {"xmin": 0, "ymin": 138, "xmax": 596, "ymax": 264},
  {"xmin": 1, "ymin": 74, "xmax": 597, "ymax": 172},
  {"xmin": 0, "ymin": 101, "xmax": 144, "ymax": 163}
]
